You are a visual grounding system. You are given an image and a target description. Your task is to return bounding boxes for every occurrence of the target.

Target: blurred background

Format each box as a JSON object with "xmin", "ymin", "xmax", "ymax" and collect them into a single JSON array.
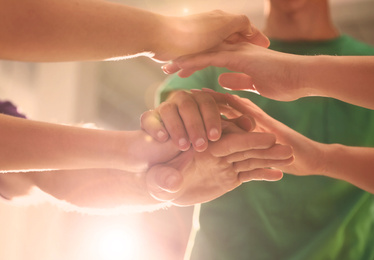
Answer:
[{"xmin": 0, "ymin": 0, "xmax": 373, "ymax": 259}]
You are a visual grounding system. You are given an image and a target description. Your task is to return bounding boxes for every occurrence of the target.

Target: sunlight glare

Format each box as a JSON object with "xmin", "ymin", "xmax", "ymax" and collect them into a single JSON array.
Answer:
[{"xmin": 96, "ymin": 226, "xmax": 141, "ymax": 260}]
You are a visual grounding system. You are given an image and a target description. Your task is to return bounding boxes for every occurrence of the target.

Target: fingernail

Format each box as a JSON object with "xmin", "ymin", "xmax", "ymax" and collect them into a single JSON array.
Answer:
[
  {"xmin": 179, "ymin": 138, "xmax": 188, "ymax": 147},
  {"xmin": 195, "ymin": 138, "xmax": 206, "ymax": 147},
  {"xmin": 161, "ymin": 65, "xmax": 170, "ymax": 74},
  {"xmin": 157, "ymin": 130, "xmax": 167, "ymax": 140},
  {"xmin": 165, "ymin": 174, "xmax": 179, "ymax": 190},
  {"xmin": 209, "ymin": 128, "xmax": 219, "ymax": 140},
  {"xmin": 246, "ymin": 25, "xmax": 254, "ymax": 36}
]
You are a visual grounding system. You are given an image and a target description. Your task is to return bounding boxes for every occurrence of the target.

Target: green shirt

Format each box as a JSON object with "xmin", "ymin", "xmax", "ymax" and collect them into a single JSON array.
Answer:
[{"xmin": 158, "ymin": 35, "xmax": 374, "ymax": 260}]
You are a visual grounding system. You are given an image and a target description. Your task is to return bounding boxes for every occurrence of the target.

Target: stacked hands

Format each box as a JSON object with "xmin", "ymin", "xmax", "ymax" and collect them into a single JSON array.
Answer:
[
  {"xmin": 3, "ymin": 1, "xmax": 372, "ymax": 211},
  {"xmin": 141, "ymin": 89, "xmax": 295, "ymax": 206}
]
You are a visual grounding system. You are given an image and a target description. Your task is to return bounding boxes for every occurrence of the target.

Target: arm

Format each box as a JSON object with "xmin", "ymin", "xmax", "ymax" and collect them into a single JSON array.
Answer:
[
  {"xmin": 0, "ymin": 114, "xmax": 179, "ymax": 173},
  {"xmin": 0, "ymin": 0, "xmax": 268, "ymax": 62},
  {"xmin": 141, "ymin": 90, "xmax": 294, "ymax": 204},
  {"xmin": 146, "ymin": 119, "xmax": 294, "ymax": 205},
  {"xmin": 0, "ymin": 168, "xmax": 170, "ymax": 214},
  {"xmin": 0, "ymin": 119, "xmax": 293, "ymax": 213},
  {"xmin": 222, "ymin": 93, "xmax": 374, "ymax": 194},
  {"xmin": 163, "ymin": 42, "xmax": 374, "ymax": 109},
  {"xmin": 301, "ymin": 55, "xmax": 374, "ymax": 110}
]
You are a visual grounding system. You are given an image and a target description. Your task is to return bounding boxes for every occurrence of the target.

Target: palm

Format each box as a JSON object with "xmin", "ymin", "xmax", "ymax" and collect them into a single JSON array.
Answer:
[
  {"xmin": 239, "ymin": 97, "xmax": 324, "ymax": 176},
  {"xmin": 167, "ymin": 145, "xmax": 241, "ymax": 206}
]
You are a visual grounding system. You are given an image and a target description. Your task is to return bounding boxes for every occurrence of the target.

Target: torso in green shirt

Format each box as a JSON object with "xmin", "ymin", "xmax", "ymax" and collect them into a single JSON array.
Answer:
[{"xmin": 158, "ymin": 35, "xmax": 374, "ymax": 260}]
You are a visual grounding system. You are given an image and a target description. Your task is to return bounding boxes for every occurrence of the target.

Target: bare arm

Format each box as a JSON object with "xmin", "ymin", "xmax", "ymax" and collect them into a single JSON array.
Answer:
[
  {"xmin": 0, "ymin": 114, "xmax": 179, "ymax": 173},
  {"xmin": 0, "ymin": 119, "xmax": 293, "ymax": 213},
  {"xmin": 0, "ymin": 0, "xmax": 267, "ymax": 62},
  {"xmin": 222, "ymin": 93, "xmax": 374, "ymax": 194},
  {"xmin": 164, "ymin": 43, "xmax": 374, "ymax": 109},
  {"xmin": 0, "ymin": 168, "xmax": 169, "ymax": 214},
  {"xmin": 301, "ymin": 55, "xmax": 374, "ymax": 110}
]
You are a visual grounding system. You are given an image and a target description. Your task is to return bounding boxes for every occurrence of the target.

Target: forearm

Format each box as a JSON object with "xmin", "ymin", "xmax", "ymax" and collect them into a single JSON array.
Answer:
[
  {"xmin": 301, "ymin": 55, "xmax": 374, "ymax": 109},
  {"xmin": 0, "ymin": 169, "xmax": 169, "ymax": 214},
  {"xmin": 0, "ymin": 0, "xmax": 164, "ymax": 61},
  {"xmin": 320, "ymin": 144, "xmax": 374, "ymax": 194},
  {"xmin": 0, "ymin": 114, "xmax": 130, "ymax": 172}
]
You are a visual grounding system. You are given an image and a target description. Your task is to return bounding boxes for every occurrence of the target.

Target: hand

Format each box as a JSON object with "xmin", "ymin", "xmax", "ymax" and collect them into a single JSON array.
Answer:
[
  {"xmin": 218, "ymin": 93, "xmax": 326, "ymax": 176},
  {"xmin": 162, "ymin": 42, "xmax": 307, "ymax": 101},
  {"xmin": 153, "ymin": 10, "xmax": 269, "ymax": 62},
  {"xmin": 141, "ymin": 89, "xmax": 255, "ymax": 152},
  {"xmin": 114, "ymin": 130, "xmax": 181, "ymax": 172},
  {"xmin": 145, "ymin": 119, "xmax": 294, "ymax": 206}
]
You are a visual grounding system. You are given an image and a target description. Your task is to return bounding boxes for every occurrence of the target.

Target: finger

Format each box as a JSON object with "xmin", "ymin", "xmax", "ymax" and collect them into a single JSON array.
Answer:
[
  {"xmin": 158, "ymin": 101, "xmax": 191, "ymax": 151},
  {"xmin": 173, "ymin": 91, "xmax": 209, "ymax": 152},
  {"xmin": 162, "ymin": 62, "xmax": 181, "ymax": 75},
  {"xmin": 225, "ymin": 23, "xmax": 269, "ymax": 48},
  {"xmin": 140, "ymin": 110, "xmax": 169, "ymax": 142},
  {"xmin": 224, "ymin": 114, "xmax": 256, "ymax": 132},
  {"xmin": 175, "ymin": 49, "xmax": 233, "ymax": 78},
  {"xmin": 199, "ymin": 89, "xmax": 243, "ymax": 119},
  {"xmin": 219, "ymin": 73, "xmax": 258, "ymax": 93},
  {"xmin": 224, "ymin": 93, "xmax": 263, "ymax": 119},
  {"xmin": 146, "ymin": 165, "xmax": 184, "ymax": 202},
  {"xmin": 239, "ymin": 168, "xmax": 283, "ymax": 182},
  {"xmin": 226, "ymin": 144, "xmax": 294, "ymax": 163},
  {"xmin": 191, "ymin": 90, "xmax": 222, "ymax": 141},
  {"xmin": 233, "ymin": 156, "xmax": 295, "ymax": 173},
  {"xmin": 209, "ymin": 132, "xmax": 276, "ymax": 157},
  {"xmin": 197, "ymin": 90, "xmax": 256, "ymax": 132},
  {"xmin": 244, "ymin": 25, "xmax": 270, "ymax": 48},
  {"xmin": 224, "ymin": 32, "xmax": 248, "ymax": 44}
]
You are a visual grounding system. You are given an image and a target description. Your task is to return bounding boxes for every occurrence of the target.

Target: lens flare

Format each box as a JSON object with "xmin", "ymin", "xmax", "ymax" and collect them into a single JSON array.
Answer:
[{"xmin": 94, "ymin": 225, "xmax": 141, "ymax": 260}]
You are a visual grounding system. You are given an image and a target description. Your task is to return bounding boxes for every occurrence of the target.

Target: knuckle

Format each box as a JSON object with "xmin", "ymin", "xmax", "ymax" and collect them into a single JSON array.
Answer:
[
  {"xmin": 173, "ymin": 90, "xmax": 190, "ymax": 100},
  {"xmin": 199, "ymin": 97, "xmax": 217, "ymax": 110},
  {"xmin": 158, "ymin": 102, "xmax": 175, "ymax": 115},
  {"xmin": 179, "ymin": 98, "xmax": 197, "ymax": 111},
  {"xmin": 212, "ymin": 9, "xmax": 225, "ymax": 15},
  {"xmin": 261, "ymin": 133, "xmax": 276, "ymax": 146},
  {"xmin": 234, "ymin": 160, "xmax": 254, "ymax": 172},
  {"xmin": 140, "ymin": 111, "xmax": 150, "ymax": 124},
  {"xmin": 240, "ymin": 14, "xmax": 250, "ymax": 26}
]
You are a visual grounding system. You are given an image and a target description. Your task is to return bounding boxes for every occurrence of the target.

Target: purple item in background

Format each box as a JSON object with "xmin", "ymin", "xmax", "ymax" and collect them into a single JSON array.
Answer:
[
  {"xmin": 0, "ymin": 100, "xmax": 27, "ymax": 200},
  {"xmin": 0, "ymin": 100, "xmax": 27, "ymax": 118}
]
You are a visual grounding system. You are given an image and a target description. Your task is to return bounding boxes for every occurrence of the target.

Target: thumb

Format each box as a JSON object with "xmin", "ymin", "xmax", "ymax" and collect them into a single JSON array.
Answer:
[
  {"xmin": 146, "ymin": 165, "xmax": 183, "ymax": 202},
  {"xmin": 219, "ymin": 73, "xmax": 258, "ymax": 94}
]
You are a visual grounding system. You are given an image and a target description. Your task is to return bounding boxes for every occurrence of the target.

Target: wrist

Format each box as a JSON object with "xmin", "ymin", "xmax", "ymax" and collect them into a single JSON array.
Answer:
[
  {"xmin": 147, "ymin": 14, "xmax": 175, "ymax": 61},
  {"xmin": 318, "ymin": 143, "xmax": 343, "ymax": 178},
  {"xmin": 301, "ymin": 55, "xmax": 331, "ymax": 97},
  {"xmin": 110, "ymin": 131, "xmax": 148, "ymax": 172}
]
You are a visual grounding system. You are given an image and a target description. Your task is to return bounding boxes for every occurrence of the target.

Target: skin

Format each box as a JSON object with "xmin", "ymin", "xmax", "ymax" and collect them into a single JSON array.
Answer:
[
  {"xmin": 0, "ymin": 114, "xmax": 179, "ymax": 173},
  {"xmin": 162, "ymin": 0, "xmax": 373, "ymax": 110},
  {"xmin": 0, "ymin": 119, "xmax": 294, "ymax": 214},
  {"xmin": 220, "ymin": 92, "xmax": 374, "ymax": 194},
  {"xmin": 164, "ymin": 43, "xmax": 374, "ymax": 110},
  {"xmin": 0, "ymin": 0, "xmax": 270, "ymax": 209},
  {"xmin": 142, "ymin": 90, "xmax": 230, "ymax": 152},
  {"xmin": 156, "ymin": 0, "xmax": 345, "ymax": 146},
  {"xmin": 147, "ymin": 119, "xmax": 294, "ymax": 204},
  {"xmin": 151, "ymin": 0, "xmax": 374, "ymax": 257},
  {"xmin": 0, "ymin": 0, "xmax": 269, "ymax": 62}
]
